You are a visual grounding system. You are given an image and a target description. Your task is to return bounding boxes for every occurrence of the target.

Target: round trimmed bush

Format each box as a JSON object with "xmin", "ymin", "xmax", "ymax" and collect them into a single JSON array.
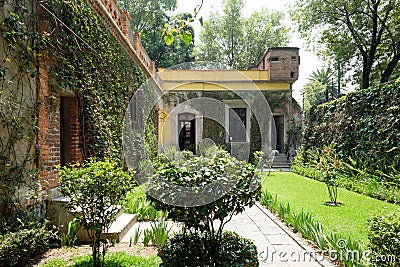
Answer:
[{"xmin": 158, "ymin": 231, "xmax": 259, "ymax": 267}]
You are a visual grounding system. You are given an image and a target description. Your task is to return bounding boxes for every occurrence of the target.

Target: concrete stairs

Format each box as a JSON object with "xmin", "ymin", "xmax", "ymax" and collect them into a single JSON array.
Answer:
[
  {"xmin": 270, "ymin": 153, "xmax": 292, "ymax": 172},
  {"xmin": 48, "ymin": 196, "xmax": 137, "ymax": 243}
]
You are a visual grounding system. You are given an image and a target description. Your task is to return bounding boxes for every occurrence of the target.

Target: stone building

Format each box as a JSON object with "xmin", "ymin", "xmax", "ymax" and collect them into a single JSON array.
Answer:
[{"xmin": 156, "ymin": 47, "xmax": 301, "ymax": 158}]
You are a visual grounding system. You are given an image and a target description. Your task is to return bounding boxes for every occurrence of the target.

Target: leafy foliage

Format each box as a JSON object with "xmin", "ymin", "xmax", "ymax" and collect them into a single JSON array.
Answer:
[
  {"xmin": 117, "ymin": 0, "xmax": 195, "ymax": 68},
  {"xmin": 58, "ymin": 158, "xmax": 135, "ymax": 267},
  {"xmin": 148, "ymin": 153, "xmax": 260, "ymax": 237},
  {"xmin": 42, "ymin": 0, "xmax": 146, "ymax": 161},
  {"xmin": 0, "ymin": 222, "xmax": 58, "ymax": 267},
  {"xmin": 142, "ymin": 221, "xmax": 171, "ymax": 247},
  {"xmin": 316, "ymin": 146, "xmax": 342, "ymax": 205},
  {"xmin": 60, "ymin": 218, "xmax": 79, "ymax": 247},
  {"xmin": 146, "ymin": 151, "xmax": 261, "ymax": 265},
  {"xmin": 0, "ymin": 0, "xmax": 42, "ymax": 227},
  {"xmin": 296, "ymin": 80, "xmax": 400, "ymax": 193},
  {"xmin": 291, "ymin": 0, "xmax": 400, "ymax": 89},
  {"xmin": 196, "ymin": 0, "xmax": 289, "ymax": 69},
  {"xmin": 158, "ymin": 231, "xmax": 258, "ymax": 267},
  {"xmin": 368, "ymin": 212, "xmax": 400, "ymax": 267},
  {"xmin": 302, "ymin": 68, "xmax": 338, "ymax": 111},
  {"xmin": 123, "ymin": 187, "xmax": 165, "ymax": 221}
]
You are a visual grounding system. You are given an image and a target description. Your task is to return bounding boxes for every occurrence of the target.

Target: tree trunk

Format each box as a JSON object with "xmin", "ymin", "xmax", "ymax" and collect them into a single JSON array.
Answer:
[
  {"xmin": 380, "ymin": 53, "xmax": 400, "ymax": 83},
  {"xmin": 362, "ymin": 56, "xmax": 373, "ymax": 89}
]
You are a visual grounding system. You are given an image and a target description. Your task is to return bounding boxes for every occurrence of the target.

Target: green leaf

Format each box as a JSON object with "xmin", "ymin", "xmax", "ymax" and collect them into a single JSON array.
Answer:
[
  {"xmin": 199, "ymin": 16, "xmax": 203, "ymax": 26},
  {"xmin": 182, "ymin": 31, "xmax": 192, "ymax": 45},
  {"xmin": 164, "ymin": 32, "xmax": 174, "ymax": 46}
]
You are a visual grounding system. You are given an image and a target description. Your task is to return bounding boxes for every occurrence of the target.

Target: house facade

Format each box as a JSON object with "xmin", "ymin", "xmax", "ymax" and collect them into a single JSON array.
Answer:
[{"xmin": 156, "ymin": 48, "xmax": 301, "ymax": 159}]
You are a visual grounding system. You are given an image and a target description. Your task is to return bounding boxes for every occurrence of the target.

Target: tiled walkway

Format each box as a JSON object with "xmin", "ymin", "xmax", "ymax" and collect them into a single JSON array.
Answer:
[
  {"xmin": 122, "ymin": 203, "xmax": 336, "ymax": 266},
  {"xmin": 224, "ymin": 203, "xmax": 336, "ymax": 267}
]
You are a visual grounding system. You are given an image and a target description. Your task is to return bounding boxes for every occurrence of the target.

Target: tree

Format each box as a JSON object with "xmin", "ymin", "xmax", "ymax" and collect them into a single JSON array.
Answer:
[
  {"xmin": 196, "ymin": 0, "xmax": 289, "ymax": 69},
  {"xmin": 117, "ymin": 0, "xmax": 195, "ymax": 68},
  {"xmin": 302, "ymin": 81, "xmax": 326, "ymax": 111},
  {"xmin": 291, "ymin": 0, "xmax": 400, "ymax": 89},
  {"xmin": 148, "ymin": 149, "xmax": 261, "ymax": 265},
  {"xmin": 58, "ymin": 159, "xmax": 134, "ymax": 267},
  {"xmin": 302, "ymin": 68, "xmax": 338, "ymax": 111},
  {"xmin": 118, "ymin": 0, "xmax": 176, "ymax": 33}
]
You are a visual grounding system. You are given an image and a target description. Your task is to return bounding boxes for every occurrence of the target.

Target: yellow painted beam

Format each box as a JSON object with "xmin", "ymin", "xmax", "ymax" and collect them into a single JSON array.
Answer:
[
  {"xmin": 161, "ymin": 82, "xmax": 290, "ymax": 91},
  {"xmin": 158, "ymin": 70, "xmax": 270, "ymax": 82}
]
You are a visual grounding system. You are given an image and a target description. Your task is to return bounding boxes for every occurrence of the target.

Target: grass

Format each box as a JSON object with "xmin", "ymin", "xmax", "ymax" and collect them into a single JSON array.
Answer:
[
  {"xmin": 261, "ymin": 172, "xmax": 400, "ymax": 246},
  {"xmin": 123, "ymin": 186, "xmax": 166, "ymax": 221},
  {"xmin": 39, "ymin": 252, "xmax": 161, "ymax": 267}
]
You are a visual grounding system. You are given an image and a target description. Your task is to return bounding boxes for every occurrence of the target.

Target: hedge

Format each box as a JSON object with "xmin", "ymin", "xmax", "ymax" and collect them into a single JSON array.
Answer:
[{"xmin": 301, "ymin": 79, "xmax": 400, "ymax": 176}]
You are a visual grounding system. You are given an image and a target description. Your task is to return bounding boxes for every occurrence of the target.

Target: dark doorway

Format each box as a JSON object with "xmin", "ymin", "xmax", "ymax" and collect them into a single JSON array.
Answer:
[
  {"xmin": 273, "ymin": 115, "xmax": 285, "ymax": 153},
  {"xmin": 178, "ymin": 113, "xmax": 196, "ymax": 153},
  {"xmin": 60, "ymin": 97, "xmax": 71, "ymax": 166},
  {"xmin": 229, "ymin": 108, "xmax": 247, "ymax": 142}
]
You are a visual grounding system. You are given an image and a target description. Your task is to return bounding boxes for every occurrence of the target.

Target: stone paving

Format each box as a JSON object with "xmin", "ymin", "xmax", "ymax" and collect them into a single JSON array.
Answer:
[
  {"xmin": 122, "ymin": 203, "xmax": 336, "ymax": 266},
  {"xmin": 224, "ymin": 203, "xmax": 336, "ymax": 266}
]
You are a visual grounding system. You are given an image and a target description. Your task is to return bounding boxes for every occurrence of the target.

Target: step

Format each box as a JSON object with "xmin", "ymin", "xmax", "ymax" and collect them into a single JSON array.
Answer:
[
  {"xmin": 103, "ymin": 213, "xmax": 137, "ymax": 242},
  {"xmin": 48, "ymin": 196, "xmax": 133, "ymax": 243},
  {"xmin": 51, "ymin": 196, "xmax": 123, "ymax": 218}
]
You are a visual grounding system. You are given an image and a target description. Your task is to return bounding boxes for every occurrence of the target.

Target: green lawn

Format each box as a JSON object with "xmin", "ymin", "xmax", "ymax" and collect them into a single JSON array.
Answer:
[
  {"xmin": 39, "ymin": 252, "xmax": 161, "ymax": 267},
  {"xmin": 261, "ymin": 172, "xmax": 400, "ymax": 246}
]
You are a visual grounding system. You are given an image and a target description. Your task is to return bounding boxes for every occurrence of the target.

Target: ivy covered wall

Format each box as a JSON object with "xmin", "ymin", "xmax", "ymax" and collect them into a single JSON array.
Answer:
[
  {"xmin": 42, "ymin": 0, "xmax": 147, "ymax": 160},
  {"xmin": 0, "ymin": 0, "xmax": 147, "ymax": 221},
  {"xmin": 301, "ymin": 79, "xmax": 400, "ymax": 173},
  {"xmin": 162, "ymin": 89, "xmax": 294, "ymax": 163}
]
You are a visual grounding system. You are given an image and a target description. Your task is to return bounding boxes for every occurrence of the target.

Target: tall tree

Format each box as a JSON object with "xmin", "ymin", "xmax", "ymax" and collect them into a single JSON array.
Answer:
[
  {"xmin": 117, "ymin": 0, "xmax": 195, "ymax": 68},
  {"xmin": 302, "ymin": 68, "xmax": 337, "ymax": 111},
  {"xmin": 301, "ymin": 81, "xmax": 326, "ymax": 111},
  {"xmin": 196, "ymin": 0, "xmax": 289, "ymax": 69},
  {"xmin": 291, "ymin": 0, "xmax": 400, "ymax": 89}
]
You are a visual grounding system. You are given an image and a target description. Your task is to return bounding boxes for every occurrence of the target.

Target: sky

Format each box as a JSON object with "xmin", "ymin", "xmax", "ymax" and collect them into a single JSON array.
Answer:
[{"xmin": 174, "ymin": 0, "xmax": 323, "ymax": 104}]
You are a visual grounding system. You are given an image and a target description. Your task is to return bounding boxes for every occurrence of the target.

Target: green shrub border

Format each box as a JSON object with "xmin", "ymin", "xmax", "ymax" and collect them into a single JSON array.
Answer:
[{"xmin": 301, "ymin": 79, "xmax": 400, "ymax": 178}]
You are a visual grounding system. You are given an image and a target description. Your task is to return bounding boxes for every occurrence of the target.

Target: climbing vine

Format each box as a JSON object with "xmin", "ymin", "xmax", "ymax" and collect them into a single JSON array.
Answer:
[
  {"xmin": 41, "ymin": 0, "xmax": 147, "ymax": 160},
  {"xmin": 0, "ymin": 0, "xmax": 41, "ymax": 228},
  {"xmin": 0, "ymin": 0, "xmax": 147, "ymax": 229},
  {"xmin": 300, "ymin": 79, "xmax": 400, "ymax": 180}
]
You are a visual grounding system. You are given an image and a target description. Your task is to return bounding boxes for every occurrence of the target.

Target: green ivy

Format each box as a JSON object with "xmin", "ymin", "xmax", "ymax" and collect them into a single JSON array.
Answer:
[
  {"xmin": 42, "ymin": 0, "xmax": 147, "ymax": 161},
  {"xmin": 0, "ymin": 0, "xmax": 148, "ymax": 230},
  {"xmin": 0, "ymin": 0, "xmax": 41, "ymax": 229},
  {"xmin": 301, "ymin": 79, "xmax": 400, "ymax": 182}
]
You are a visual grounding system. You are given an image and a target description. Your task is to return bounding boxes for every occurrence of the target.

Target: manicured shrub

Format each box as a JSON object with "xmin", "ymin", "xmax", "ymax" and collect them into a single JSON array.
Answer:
[
  {"xmin": 58, "ymin": 158, "xmax": 135, "ymax": 267},
  {"xmin": 368, "ymin": 212, "xmax": 400, "ymax": 267},
  {"xmin": 0, "ymin": 222, "xmax": 58, "ymax": 266},
  {"xmin": 147, "ymin": 150, "xmax": 261, "ymax": 266},
  {"xmin": 158, "ymin": 231, "xmax": 258, "ymax": 267},
  {"xmin": 148, "ymin": 153, "xmax": 261, "ymax": 235}
]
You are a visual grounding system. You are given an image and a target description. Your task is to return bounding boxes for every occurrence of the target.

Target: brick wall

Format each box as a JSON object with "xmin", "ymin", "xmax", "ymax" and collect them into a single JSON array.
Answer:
[
  {"xmin": 253, "ymin": 48, "xmax": 300, "ymax": 82},
  {"xmin": 68, "ymin": 98, "xmax": 83, "ymax": 164},
  {"xmin": 38, "ymin": 62, "xmax": 60, "ymax": 189},
  {"xmin": 38, "ymin": 64, "xmax": 82, "ymax": 190}
]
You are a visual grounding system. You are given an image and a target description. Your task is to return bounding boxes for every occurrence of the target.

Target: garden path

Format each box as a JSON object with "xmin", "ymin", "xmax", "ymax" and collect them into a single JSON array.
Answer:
[
  {"xmin": 224, "ymin": 203, "xmax": 336, "ymax": 266},
  {"xmin": 122, "ymin": 203, "xmax": 336, "ymax": 266}
]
